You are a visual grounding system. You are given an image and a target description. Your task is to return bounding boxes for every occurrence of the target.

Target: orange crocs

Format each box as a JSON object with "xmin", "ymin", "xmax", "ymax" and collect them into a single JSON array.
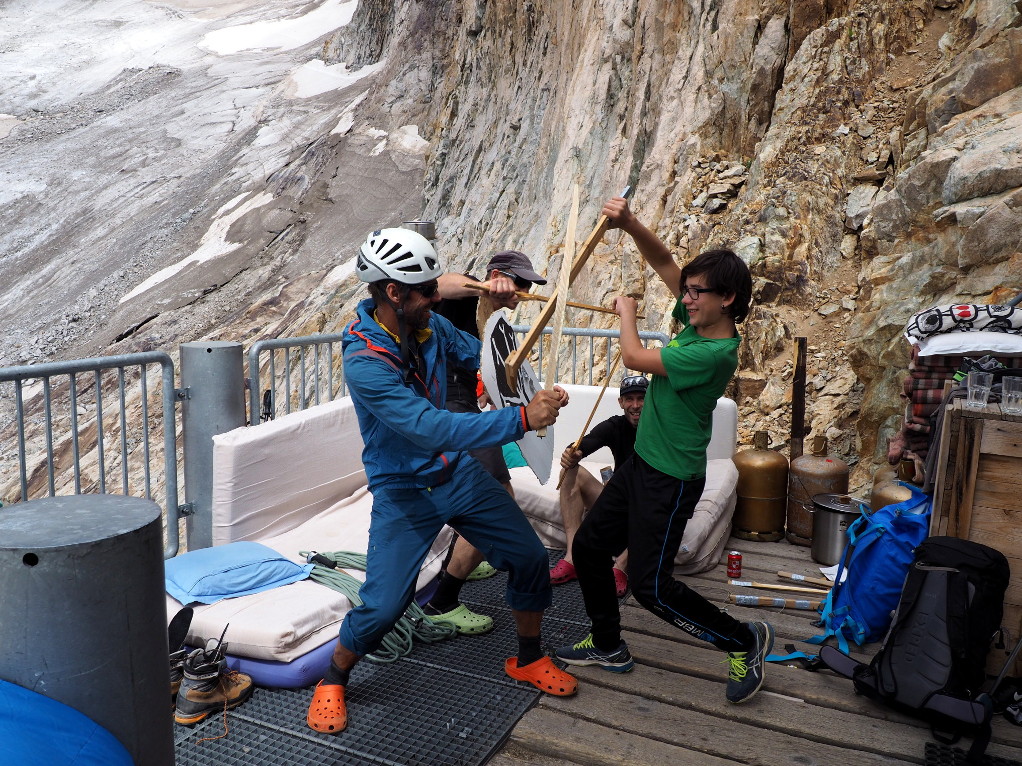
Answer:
[
  {"xmin": 504, "ymin": 656, "xmax": 578, "ymax": 696},
  {"xmin": 307, "ymin": 681, "xmax": 347, "ymax": 733}
]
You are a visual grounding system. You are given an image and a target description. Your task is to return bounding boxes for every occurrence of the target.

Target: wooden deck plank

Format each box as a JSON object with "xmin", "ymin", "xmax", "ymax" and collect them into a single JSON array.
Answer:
[
  {"xmin": 499, "ymin": 535, "xmax": 1022, "ymax": 765},
  {"xmin": 540, "ymin": 671, "xmax": 921, "ymax": 765},
  {"xmin": 509, "ymin": 707, "xmax": 738, "ymax": 765}
]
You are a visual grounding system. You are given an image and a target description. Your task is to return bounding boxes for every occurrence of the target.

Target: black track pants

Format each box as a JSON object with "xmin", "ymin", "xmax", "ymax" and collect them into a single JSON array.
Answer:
[{"xmin": 572, "ymin": 453, "xmax": 750, "ymax": 653}]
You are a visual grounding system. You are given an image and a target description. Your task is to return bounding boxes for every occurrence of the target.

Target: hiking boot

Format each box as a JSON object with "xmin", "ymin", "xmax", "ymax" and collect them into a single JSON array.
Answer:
[
  {"xmin": 169, "ymin": 647, "xmax": 187, "ymax": 709},
  {"xmin": 725, "ymin": 621, "xmax": 774, "ymax": 704},
  {"xmin": 168, "ymin": 606, "xmax": 193, "ymax": 709},
  {"xmin": 174, "ymin": 637, "xmax": 254, "ymax": 726},
  {"xmin": 554, "ymin": 633, "xmax": 634, "ymax": 672}
]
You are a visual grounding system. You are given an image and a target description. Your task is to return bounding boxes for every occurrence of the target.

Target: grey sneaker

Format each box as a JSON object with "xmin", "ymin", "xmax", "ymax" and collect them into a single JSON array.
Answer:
[
  {"xmin": 725, "ymin": 621, "xmax": 774, "ymax": 704},
  {"xmin": 554, "ymin": 633, "xmax": 634, "ymax": 673}
]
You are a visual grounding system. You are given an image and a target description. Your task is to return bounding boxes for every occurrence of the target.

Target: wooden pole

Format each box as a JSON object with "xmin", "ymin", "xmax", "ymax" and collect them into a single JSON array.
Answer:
[
  {"xmin": 728, "ymin": 594, "xmax": 823, "ymax": 610},
  {"xmin": 504, "ymin": 185, "xmax": 632, "ymax": 390},
  {"xmin": 728, "ymin": 580, "xmax": 830, "ymax": 595},
  {"xmin": 537, "ymin": 183, "xmax": 580, "ymax": 437},
  {"xmin": 554, "ymin": 352, "xmax": 622, "ymax": 490},
  {"xmin": 791, "ymin": 337, "xmax": 808, "ymax": 460},
  {"xmin": 461, "ymin": 282, "xmax": 640, "ymax": 317}
]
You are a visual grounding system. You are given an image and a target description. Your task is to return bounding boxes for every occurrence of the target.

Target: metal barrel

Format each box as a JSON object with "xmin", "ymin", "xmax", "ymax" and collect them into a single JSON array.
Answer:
[{"xmin": 0, "ymin": 495, "xmax": 173, "ymax": 766}]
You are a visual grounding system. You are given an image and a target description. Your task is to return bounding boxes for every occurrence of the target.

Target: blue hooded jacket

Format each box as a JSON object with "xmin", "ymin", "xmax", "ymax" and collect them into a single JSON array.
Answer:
[{"xmin": 341, "ymin": 298, "xmax": 526, "ymax": 489}]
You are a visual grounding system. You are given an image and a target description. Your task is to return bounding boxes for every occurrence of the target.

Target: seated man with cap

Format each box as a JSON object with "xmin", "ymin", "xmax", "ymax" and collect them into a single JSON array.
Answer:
[
  {"xmin": 551, "ymin": 375, "xmax": 648, "ymax": 598},
  {"xmin": 420, "ymin": 250, "xmax": 547, "ymax": 634}
]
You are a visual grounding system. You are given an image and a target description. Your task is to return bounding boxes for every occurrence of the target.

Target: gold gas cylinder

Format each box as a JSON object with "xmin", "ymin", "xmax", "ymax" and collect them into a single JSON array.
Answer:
[
  {"xmin": 786, "ymin": 435, "xmax": 849, "ymax": 546},
  {"xmin": 873, "ymin": 463, "xmax": 897, "ymax": 488},
  {"xmin": 870, "ymin": 480, "xmax": 914, "ymax": 513},
  {"xmin": 732, "ymin": 431, "xmax": 788, "ymax": 541}
]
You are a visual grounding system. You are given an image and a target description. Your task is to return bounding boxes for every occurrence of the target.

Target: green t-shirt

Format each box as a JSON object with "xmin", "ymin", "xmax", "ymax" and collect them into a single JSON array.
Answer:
[{"xmin": 634, "ymin": 300, "xmax": 740, "ymax": 480}]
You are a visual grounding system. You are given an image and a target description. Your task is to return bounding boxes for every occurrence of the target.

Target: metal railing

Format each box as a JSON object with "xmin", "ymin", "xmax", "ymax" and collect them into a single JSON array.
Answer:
[
  {"xmin": 247, "ymin": 333, "xmax": 346, "ymax": 424},
  {"xmin": 0, "ymin": 352, "xmax": 181, "ymax": 558},
  {"xmin": 0, "ymin": 326, "xmax": 668, "ymax": 555},
  {"xmin": 247, "ymin": 326, "xmax": 669, "ymax": 421}
]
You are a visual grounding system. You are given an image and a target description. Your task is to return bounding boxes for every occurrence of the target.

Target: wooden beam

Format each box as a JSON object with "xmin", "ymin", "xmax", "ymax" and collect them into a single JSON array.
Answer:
[{"xmin": 504, "ymin": 185, "xmax": 631, "ymax": 390}]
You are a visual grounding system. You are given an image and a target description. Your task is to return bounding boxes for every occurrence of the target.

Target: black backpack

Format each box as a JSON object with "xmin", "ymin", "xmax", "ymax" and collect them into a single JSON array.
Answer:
[{"xmin": 821, "ymin": 536, "xmax": 1011, "ymax": 762}]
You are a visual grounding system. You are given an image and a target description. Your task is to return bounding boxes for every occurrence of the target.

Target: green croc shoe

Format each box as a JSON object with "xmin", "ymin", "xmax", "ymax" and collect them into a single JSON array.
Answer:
[
  {"xmin": 467, "ymin": 561, "xmax": 497, "ymax": 581},
  {"xmin": 427, "ymin": 603, "xmax": 494, "ymax": 635}
]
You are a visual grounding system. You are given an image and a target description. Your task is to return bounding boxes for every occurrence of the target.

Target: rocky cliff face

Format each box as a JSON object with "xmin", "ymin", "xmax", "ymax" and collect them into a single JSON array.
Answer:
[
  {"xmin": 401, "ymin": 0, "xmax": 1021, "ymax": 487},
  {"xmin": 2, "ymin": 0, "xmax": 1020, "ymax": 500}
]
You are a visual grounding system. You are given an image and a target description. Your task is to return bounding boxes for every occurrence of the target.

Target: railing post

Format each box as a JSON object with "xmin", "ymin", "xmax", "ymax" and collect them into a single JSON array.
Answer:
[{"xmin": 180, "ymin": 341, "xmax": 245, "ymax": 551}]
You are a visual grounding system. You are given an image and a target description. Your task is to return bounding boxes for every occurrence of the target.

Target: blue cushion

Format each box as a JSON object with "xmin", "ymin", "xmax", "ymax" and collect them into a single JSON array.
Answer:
[
  {"xmin": 0, "ymin": 679, "xmax": 133, "ymax": 765},
  {"xmin": 165, "ymin": 541, "xmax": 314, "ymax": 605}
]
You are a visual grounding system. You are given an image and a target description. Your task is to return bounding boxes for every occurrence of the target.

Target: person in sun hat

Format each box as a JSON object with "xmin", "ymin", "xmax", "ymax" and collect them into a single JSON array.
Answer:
[
  {"xmin": 551, "ymin": 374, "xmax": 648, "ymax": 598},
  {"xmin": 418, "ymin": 251, "xmax": 549, "ymax": 635},
  {"xmin": 553, "ymin": 197, "xmax": 774, "ymax": 706},
  {"xmin": 306, "ymin": 228, "xmax": 577, "ymax": 735}
]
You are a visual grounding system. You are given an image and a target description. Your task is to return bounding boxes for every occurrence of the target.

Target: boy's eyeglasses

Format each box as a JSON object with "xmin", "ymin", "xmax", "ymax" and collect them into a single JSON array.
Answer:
[
  {"xmin": 496, "ymin": 270, "xmax": 532, "ymax": 290},
  {"xmin": 681, "ymin": 285, "xmax": 715, "ymax": 300},
  {"xmin": 409, "ymin": 280, "xmax": 440, "ymax": 298}
]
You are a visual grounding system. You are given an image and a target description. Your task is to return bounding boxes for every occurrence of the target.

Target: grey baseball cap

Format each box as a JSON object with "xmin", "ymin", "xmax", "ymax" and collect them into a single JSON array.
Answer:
[{"xmin": 485, "ymin": 250, "xmax": 547, "ymax": 285}]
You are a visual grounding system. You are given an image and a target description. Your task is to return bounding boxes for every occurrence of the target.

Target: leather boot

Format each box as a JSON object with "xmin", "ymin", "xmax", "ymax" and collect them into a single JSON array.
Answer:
[{"xmin": 174, "ymin": 637, "xmax": 253, "ymax": 726}]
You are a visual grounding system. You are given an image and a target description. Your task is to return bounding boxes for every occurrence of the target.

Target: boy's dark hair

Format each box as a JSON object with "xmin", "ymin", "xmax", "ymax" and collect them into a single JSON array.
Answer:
[{"xmin": 680, "ymin": 249, "xmax": 753, "ymax": 323}]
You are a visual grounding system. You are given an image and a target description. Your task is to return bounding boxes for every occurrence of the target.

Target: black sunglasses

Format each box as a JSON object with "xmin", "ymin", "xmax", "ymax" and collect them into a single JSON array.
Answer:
[{"xmin": 408, "ymin": 280, "xmax": 440, "ymax": 298}]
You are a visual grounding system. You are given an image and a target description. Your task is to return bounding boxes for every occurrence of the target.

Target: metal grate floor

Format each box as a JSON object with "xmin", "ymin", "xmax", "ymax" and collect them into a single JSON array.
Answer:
[{"xmin": 175, "ymin": 550, "xmax": 593, "ymax": 766}]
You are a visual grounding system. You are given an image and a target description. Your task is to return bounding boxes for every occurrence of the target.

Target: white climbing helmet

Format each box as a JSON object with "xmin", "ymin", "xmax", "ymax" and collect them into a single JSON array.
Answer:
[{"xmin": 355, "ymin": 227, "xmax": 443, "ymax": 284}]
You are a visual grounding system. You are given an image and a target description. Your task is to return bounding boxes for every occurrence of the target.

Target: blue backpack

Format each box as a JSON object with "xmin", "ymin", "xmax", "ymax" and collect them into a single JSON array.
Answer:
[{"xmin": 807, "ymin": 484, "xmax": 932, "ymax": 654}]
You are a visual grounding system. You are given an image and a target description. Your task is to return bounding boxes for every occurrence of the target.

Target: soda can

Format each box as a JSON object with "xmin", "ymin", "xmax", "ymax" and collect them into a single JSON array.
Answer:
[{"xmin": 726, "ymin": 551, "xmax": 742, "ymax": 578}]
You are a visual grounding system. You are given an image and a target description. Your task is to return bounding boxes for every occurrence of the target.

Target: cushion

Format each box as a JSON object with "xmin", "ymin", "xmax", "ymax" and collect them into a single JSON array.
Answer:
[
  {"xmin": 513, "ymin": 457, "xmax": 739, "ymax": 574},
  {"xmin": 211, "ymin": 397, "xmax": 367, "ymax": 545},
  {"xmin": 165, "ymin": 541, "xmax": 314, "ymax": 605},
  {"xmin": 0, "ymin": 679, "xmax": 133, "ymax": 766},
  {"xmin": 170, "ymin": 486, "xmax": 453, "ymax": 663},
  {"xmin": 915, "ymin": 329, "xmax": 1022, "ymax": 357}
]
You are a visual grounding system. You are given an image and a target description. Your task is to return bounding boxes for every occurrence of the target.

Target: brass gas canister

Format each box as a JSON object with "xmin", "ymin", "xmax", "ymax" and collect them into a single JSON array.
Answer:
[
  {"xmin": 732, "ymin": 431, "xmax": 788, "ymax": 541},
  {"xmin": 786, "ymin": 435, "xmax": 849, "ymax": 546},
  {"xmin": 870, "ymin": 480, "xmax": 914, "ymax": 513}
]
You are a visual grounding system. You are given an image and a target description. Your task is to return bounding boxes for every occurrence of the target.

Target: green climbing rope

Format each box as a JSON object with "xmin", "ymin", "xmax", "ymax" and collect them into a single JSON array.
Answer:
[{"xmin": 300, "ymin": 550, "xmax": 458, "ymax": 663}]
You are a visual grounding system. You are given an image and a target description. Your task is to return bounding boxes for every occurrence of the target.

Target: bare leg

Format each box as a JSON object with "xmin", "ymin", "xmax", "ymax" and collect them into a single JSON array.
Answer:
[
  {"xmin": 614, "ymin": 549, "xmax": 629, "ymax": 573},
  {"xmin": 445, "ymin": 534, "xmax": 485, "ymax": 579},
  {"xmin": 331, "ymin": 641, "xmax": 360, "ymax": 672},
  {"xmin": 558, "ymin": 468, "xmax": 585, "ymax": 564},
  {"xmin": 559, "ymin": 466, "xmax": 605, "ymax": 564}
]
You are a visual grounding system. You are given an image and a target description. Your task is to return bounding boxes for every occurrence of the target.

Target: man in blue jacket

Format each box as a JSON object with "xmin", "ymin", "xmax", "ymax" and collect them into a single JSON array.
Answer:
[{"xmin": 307, "ymin": 227, "xmax": 578, "ymax": 734}]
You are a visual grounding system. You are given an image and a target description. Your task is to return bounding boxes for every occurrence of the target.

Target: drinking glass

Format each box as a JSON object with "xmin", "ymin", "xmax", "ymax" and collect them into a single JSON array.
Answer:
[
  {"xmin": 966, "ymin": 371, "xmax": 993, "ymax": 408},
  {"xmin": 1003, "ymin": 376, "xmax": 1022, "ymax": 415}
]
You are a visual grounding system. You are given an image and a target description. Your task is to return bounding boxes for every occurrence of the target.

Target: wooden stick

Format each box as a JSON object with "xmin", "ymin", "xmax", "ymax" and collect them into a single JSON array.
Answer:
[
  {"xmin": 554, "ymin": 351, "xmax": 622, "ymax": 490},
  {"xmin": 728, "ymin": 580, "xmax": 830, "ymax": 595},
  {"xmin": 505, "ymin": 185, "xmax": 632, "ymax": 390},
  {"xmin": 538, "ymin": 183, "xmax": 580, "ymax": 437},
  {"xmin": 728, "ymin": 594, "xmax": 824, "ymax": 611},
  {"xmin": 777, "ymin": 571, "xmax": 834, "ymax": 589},
  {"xmin": 461, "ymin": 282, "xmax": 642, "ymax": 317}
]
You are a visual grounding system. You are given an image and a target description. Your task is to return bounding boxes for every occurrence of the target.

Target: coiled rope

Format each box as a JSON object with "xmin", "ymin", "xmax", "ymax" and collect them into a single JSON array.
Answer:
[{"xmin": 300, "ymin": 550, "xmax": 458, "ymax": 663}]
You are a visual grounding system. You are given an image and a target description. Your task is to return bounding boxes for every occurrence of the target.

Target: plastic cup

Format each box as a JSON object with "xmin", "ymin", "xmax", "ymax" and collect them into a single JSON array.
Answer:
[
  {"xmin": 1003, "ymin": 376, "xmax": 1022, "ymax": 415},
  {"xmin": 966, "ymin": 371, "xmax": 993, "ymax": 408}
]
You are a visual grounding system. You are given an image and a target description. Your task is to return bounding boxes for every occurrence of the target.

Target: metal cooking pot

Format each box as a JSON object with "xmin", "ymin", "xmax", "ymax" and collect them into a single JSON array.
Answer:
[{"xmin": 811, "ymin": 493, "xmax": 862, "ymax": 566}]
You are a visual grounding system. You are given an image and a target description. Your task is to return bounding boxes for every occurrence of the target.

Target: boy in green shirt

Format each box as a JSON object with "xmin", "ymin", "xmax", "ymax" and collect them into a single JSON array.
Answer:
[{"xmin": 555, "ymin": 196, "xmax": 772, "ymax": 704}]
